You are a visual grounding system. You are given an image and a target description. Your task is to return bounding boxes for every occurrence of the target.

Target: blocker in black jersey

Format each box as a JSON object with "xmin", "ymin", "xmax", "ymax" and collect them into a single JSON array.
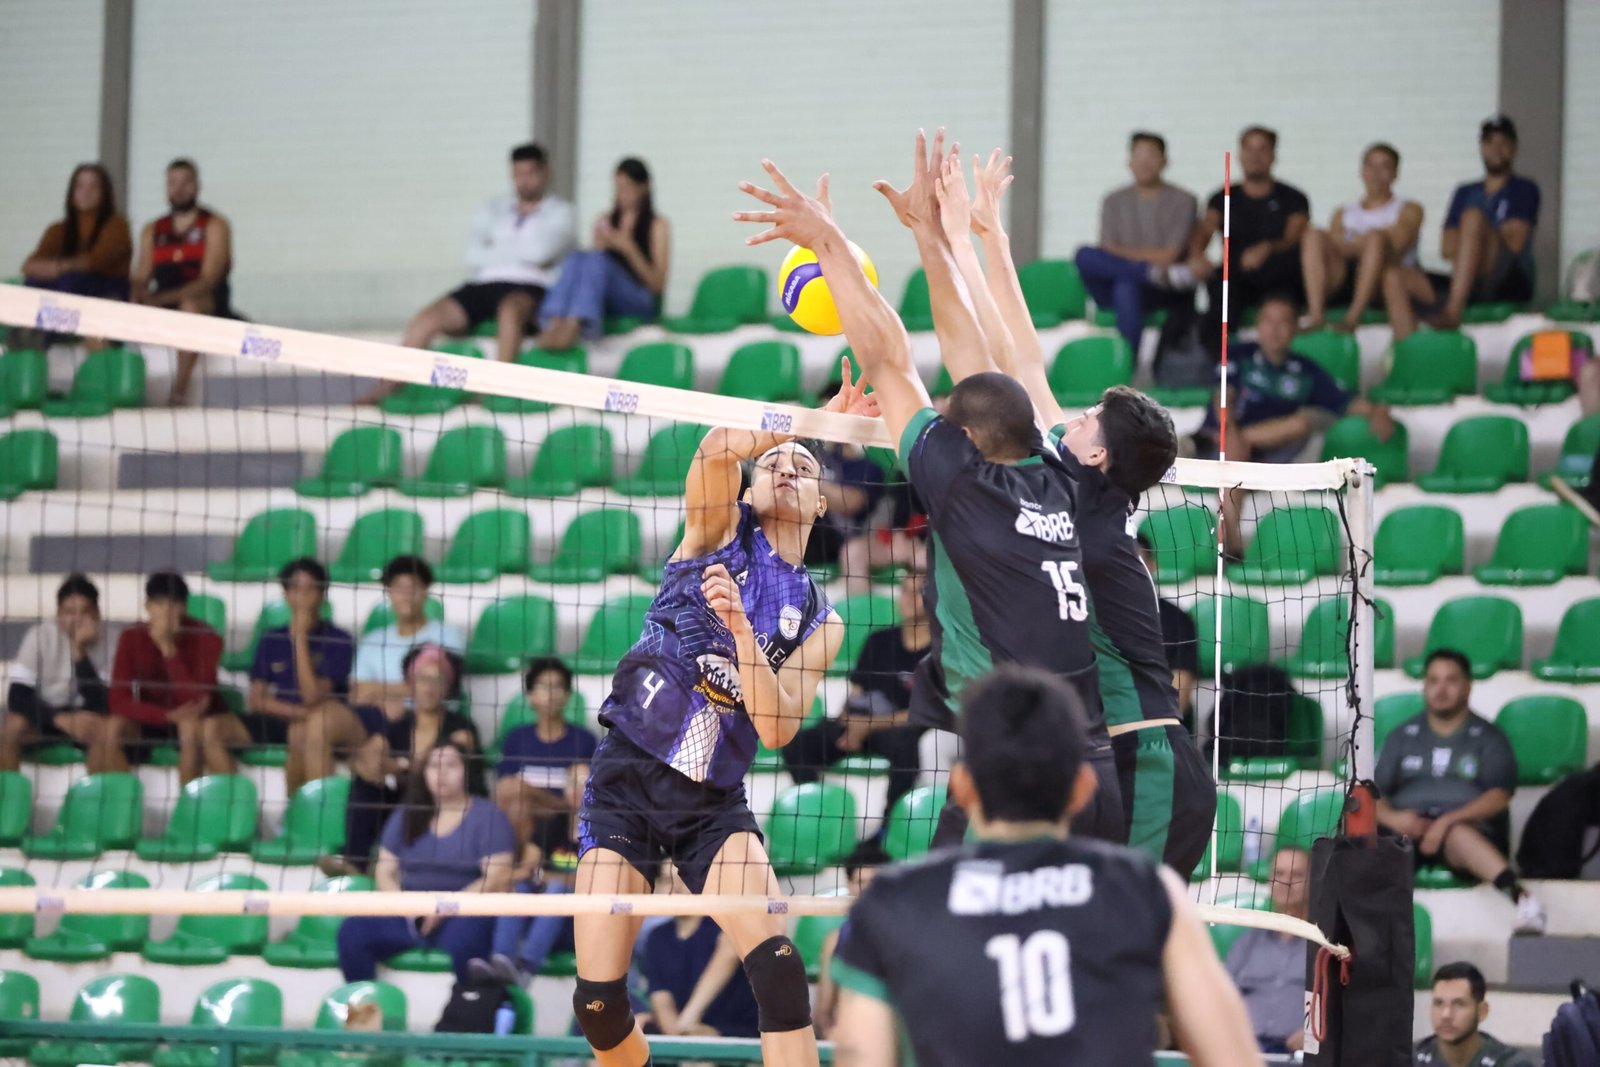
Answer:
[{"xmin": 833, "ymin": 836, "xmax": 1172, "ymax": 1066}]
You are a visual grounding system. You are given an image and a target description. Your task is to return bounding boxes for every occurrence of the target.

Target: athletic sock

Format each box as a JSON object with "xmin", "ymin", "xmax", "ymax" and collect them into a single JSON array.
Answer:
[{"xmin": 1492, "ymin": 867, "xmax": 1522, "ymax": 902}]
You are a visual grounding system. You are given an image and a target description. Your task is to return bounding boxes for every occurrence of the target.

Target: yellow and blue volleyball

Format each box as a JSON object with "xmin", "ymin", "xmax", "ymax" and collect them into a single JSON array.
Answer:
[{"xmin": 778, "ymin": 241, "xmax": 878, "ymax": 335}]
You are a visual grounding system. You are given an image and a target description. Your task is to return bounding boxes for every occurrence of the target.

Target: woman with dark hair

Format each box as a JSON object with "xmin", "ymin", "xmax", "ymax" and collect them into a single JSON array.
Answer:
[
  {"xmin": 533, "ymin": 157, "xmax": 670, "ymax": 348},
  {"xmin": 22, "ymin": 164, "xmax": 133, "ymax": 300},
  {"xmin": 336, "ymin": 741, "xmax": 517, "ymax": 982}
]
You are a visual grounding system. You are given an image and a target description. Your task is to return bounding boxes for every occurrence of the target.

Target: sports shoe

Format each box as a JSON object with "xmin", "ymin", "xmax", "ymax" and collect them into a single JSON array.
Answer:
[{"xmin": 1513, "ymin": 891, "xmax": 1547, "ymax": 936}]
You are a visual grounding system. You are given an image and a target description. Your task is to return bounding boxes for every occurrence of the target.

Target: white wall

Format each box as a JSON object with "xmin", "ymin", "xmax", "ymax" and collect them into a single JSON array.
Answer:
[
  {"xmin": 0, "ymin": 0, "xmax": 104, "ymax": 281},
  {"xmin": 1562, "ymin": 0, "xmax": 1600, "ymax": 272},
  {"xmin": 575, "ymin": 0, "xmax": 1012, "ymax": 316},
  {"xmin": 1040, "ymin": 0, "xmax": 1501, "ymax": 273},
  {"xmin": 125, "ymin": 0, "xmax": 536, "ymax": 329}
]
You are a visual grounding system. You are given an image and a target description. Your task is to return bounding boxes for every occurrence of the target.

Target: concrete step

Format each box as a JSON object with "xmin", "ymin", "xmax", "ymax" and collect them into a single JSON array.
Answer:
[
  {"xmin": 1509, "ymin": 935, "xmax": 1600, "ymax": 992},
  {"xmin": 29, "ymin": 533, "xmax": 232, "ymax": 575},
  {"xmin": 118, "ymin": 450, "xmax": 306, "ymax": 490}
]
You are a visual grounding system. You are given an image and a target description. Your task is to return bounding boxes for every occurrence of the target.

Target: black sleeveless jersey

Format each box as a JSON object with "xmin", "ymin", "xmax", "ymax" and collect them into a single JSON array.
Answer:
[{"xmin": 833, "ymin": 835, "xmax": 1172, "ymax": 1066}]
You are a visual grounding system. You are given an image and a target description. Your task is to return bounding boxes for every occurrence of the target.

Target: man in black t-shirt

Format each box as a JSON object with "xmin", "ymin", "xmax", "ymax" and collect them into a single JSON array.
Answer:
[
  {"xmin": 781, "ymin": 568, "xmax": 929, "ymax": 817},
  {"xmin": 1187, "ymin": 126, "xmax": 1311, "ymax": 357}
]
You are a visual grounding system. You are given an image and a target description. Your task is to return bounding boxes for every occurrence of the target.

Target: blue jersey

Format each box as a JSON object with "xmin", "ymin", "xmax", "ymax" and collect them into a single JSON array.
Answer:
[{"xmin": 599, "ymin": 503, "xmax": 833, "ymax": 789}]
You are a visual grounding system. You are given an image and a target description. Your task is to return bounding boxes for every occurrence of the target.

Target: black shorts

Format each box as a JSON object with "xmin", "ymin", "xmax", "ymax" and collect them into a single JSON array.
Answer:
[
  {"xmin": 1113, "ymin": 723, "xmax": 1216, "ymax": 883},
  {"xmin": 577, "ymin": 731, "xmax": 762, "ymax": 894},
  {"xmin": 448, "ymin": 282, "xmax": 546, "ymax": 329},
  {"xmin": 238, "ymin": 712, "xmax": 289, "ymax": 746},
  {"xmin": 1409, "ymin": 816, "xmax": 1511, "ymax": 873},
  {"xmin": 1068, "ymin": 745, "xmax": 1127, "ymax": 845},
  {"xmin": 1425, "ymin": 249, "xmax": 1533, "ymax": 309},
  {"xmin": 10, "ymin": 700, "xmax": 104, "ymax": 735}
]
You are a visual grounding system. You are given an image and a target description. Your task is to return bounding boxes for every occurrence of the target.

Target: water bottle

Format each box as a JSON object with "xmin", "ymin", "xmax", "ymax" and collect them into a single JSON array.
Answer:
[
  {"xmin": 494, "ymin": 1003, "xmax": 516, "ymax": 1036},
  {"xmin": 1242, "ymin": 812, "xmax": 1263, "ymax": 868}
]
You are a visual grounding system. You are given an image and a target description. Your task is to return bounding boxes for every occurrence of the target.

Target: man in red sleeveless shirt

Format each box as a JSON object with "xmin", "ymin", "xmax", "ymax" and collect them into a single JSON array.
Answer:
[{"xmin": 130, "ymin": 158, "xmax": 233, "ymax": 405}]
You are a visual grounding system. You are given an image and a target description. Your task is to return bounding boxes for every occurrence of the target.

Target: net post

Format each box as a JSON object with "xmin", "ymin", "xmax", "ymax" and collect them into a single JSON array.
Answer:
[{"xmin": 1345, "ymin": 462, "xmax": 1378, "ymax": 780}]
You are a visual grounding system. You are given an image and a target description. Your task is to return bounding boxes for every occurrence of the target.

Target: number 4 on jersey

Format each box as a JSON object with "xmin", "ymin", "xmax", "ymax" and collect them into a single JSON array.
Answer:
[{"xmin": 1040, "ymin": 561, "xmax": 1088, "ymax": 622}]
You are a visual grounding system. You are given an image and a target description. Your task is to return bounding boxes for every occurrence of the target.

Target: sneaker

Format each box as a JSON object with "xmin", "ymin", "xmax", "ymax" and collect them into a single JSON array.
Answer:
[
  {"xmin": 1513, "ymin": 891, "xmax": 1547, "ymax": 936},
  {"xmin": 1164, "ymin": 262, "xmax": 1198, "ymax": 291}
]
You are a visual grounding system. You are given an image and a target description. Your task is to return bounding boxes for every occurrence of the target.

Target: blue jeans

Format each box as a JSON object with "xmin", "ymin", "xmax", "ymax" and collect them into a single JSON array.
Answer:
[
  {"xmin": 337, "ymin": 913, "xmax": 497, "ymax": 983},
  {"xmin": 491, "ymin": 881, "xmax": 574, "ymax": 973},
  {"xmin": 1073, "ymin": 246, "xmax": 1160, "ymax": 355},
  {"xmin": 538, "ymin": 250, "xmax": 658, "ymax": 339}
]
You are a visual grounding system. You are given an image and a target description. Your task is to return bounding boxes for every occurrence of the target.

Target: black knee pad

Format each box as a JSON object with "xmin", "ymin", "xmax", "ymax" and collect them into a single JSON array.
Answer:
[
  {"xmin": 742, "ymin": 935, "xmax": 813, "ymax": 1033},
  {"xmin": 573, "ymin": 976, "xmax": 635, "ymax": 1051}
]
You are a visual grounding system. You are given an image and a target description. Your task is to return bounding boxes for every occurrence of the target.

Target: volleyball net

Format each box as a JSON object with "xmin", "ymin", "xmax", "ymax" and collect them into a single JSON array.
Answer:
[{"xmin": 0, "ymin": 283, "xmax": 1371, "ymax": 962}]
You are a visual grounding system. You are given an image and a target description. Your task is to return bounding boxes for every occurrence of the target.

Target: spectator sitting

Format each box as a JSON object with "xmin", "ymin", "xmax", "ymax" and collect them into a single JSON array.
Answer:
[
  {"xmin": 1223, "ymin": 845, "xmax": 1311, "ymax": 1055},
  {"xmin": 336, "ymin": 741, "xmax": 516, "ymax": 983},
  {"xmin": 1073, "ymin": 131, "xmax": 1200, "ymax": 357},
  {"xmin": 218, "ymin": 557, "xmax": 361, "ymax": 794},
  {"xmin": 805, "ymin": 389, "xmax": 887, "ymax": 570},
  {"xmin": 838, "ymin": 469, "xmax": 928, "ymax": 598},
  {"xmin": 350, "ymin": 555, "xmax": 466, "ymax": 722},
  {"xmin": 1300, "ymin": 143, "xmax": 1424, "ymax": 332},
  {"xmin": 105, "ymin": 571, "xmax": 225, "ymax": 784},
  {"xmin": 1134, "ymin": 534, "xmax": 1198, "ymax": 725},
  {"xmin": 1385, "ymin": 116, "xmax": 1539, "ymax": 340},
  {"xmin": 1376, "ymin": 648, "xmax": 1546, "ymax": 935},
  {"xmin": 128, "ymin": 158, "xmax": 234, "ymax": 404},
  {"xmin": 533, "ymin": 157, "xmax": 670, "ymax": 349},
  {"xmin": 1, "ymin": 573, "xmax": 115, "ymax": 771},
  {"xmin": 641, "ymin": 871, "xmax": 761, "ymax": 1042},
  {"xmin": 812, "ymin": 840, "xmax": 890, "ymax": 1038},
  {"xmin": 1189, "ymin": 127, "xmax": 1310, "ymax": 358},
  {"xmin": 493, "ymin": 657, "xmax": 597, "ymax": 870},
  {"xmin": 21, "ymin": 163, "xmax": 132, "ymax": 302},
  {"xmin": 391, "ymin": 142, "xmax": 575, "ymax": 375},
  {"xmin": 1416, "ymin": 962, "xmax": 1532, "ymax": 1067},
  {"xmin": 325, "ymin": 644, "xmax": 478, "ymax": 877},
  {"xmin": 781, "ymin": 568, "xmax": 927, "ymax": 818}
]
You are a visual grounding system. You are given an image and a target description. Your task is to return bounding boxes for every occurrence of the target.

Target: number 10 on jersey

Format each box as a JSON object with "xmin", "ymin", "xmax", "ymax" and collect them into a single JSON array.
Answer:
[
  {"xmin": 1041, "ymin": 561, "xmax": 1088, "ymax": 622},
  {"xmin": 986, "ymin": 931, "xmax": 1076, "ymax": 1042}
]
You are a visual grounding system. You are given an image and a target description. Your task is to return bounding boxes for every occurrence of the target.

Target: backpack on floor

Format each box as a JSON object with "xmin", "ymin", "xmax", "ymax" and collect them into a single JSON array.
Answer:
[
  {"xmin": 435, "ymin": 975, "xmax": 511, "ymax": 1034},
  {"xmin": 1543, "ymin": 981, "xmax": 1600, "ymax": 1067},
  {"xmin": 1516, "ymin": 764, "xmax": 1600, "ymax": 879}
]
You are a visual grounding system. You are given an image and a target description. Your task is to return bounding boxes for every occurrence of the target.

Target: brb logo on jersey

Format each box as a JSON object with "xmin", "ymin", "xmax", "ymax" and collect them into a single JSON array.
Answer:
[
  {"xmin": 1014, "ymin": 500, "xmax": 1076, "ymax": 543},
  {"xmin": 694, "ymin": 653, "xmax": 744, "ymax": 710}
]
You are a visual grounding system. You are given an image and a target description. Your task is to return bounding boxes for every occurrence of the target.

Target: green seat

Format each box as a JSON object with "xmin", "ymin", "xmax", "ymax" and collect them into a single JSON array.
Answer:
[
  {"xmin": 0, "ymin": 429, "xmax": 57, "ymax": 500},
  {"xmin": 0, "ymin": 773, "xmax": 31, "ymax": 846},
  {"xmin": 263, "ymin": 875, "xmax": 374, "ymax": 969},
  {"xmin": 504, "ymin": 423, "xmax": 615, "ymax": 497},
  {"xmin": 1321, "ymin": 415, "xmax": 1409, "ymax": 488},
  {"xmin": 187, "ymin": 593, "xmax": 227, "ymax": 639},
  {"xmin": 1496, "ymin": 696, "xmax": 1588, "ymax": 785},
  {"xmin": 41, "ymin": 346, "xmax": 145, "ymax": 416},
  {"xmin": 573, "ymin": 594, "xmax": 653, "ymax": 674},
  {"xmin": 1459, "ymin": 301, "xmax": 1524, "ymax": 324},
  {"xmin": 884, "ymin": 786, "xmax": 946, "ymax": 861},
  {"xmin": 387, "ymin": 947, "xmax": 453, "ymax": 972},
  {"xmin": 435, "ymin": 508, "xmax": 532, "ymax": 584},
  {"xmin": 1484, "ymin": 331, "xmax": 1591, "ymax": 405},
  {"xmin": 1227, "ymin": 506, "xmax": 1341, "ymax": 585},
  {"xmin": 1091, "ymin": 306, "xmax": 1167, "ymax": 330},
  {"xmin": 22, "ymin": 772, "xmax": 141, "ymax": 859},
  {"xmin": 1533, "ymin": 599, "xmax": 1600, "ymax": 682},
  {"xmin": 24, "ymin": 869, "xmax": 150, "ymax": 961},
  {"xmin": 292, "ymin": 981, "xmax": 407, "ymax": 1053},
  {"xmin": 1402, "ymin": 596, "xmax": 1522, "ymax": 679},
  {"xmin": 464, "ymin": 595, "xmax": 557, "ymax": 674},
  {"xmin": 766, "ymin": 783, "xmax": 858, "ymax": 876},
  {"xmin": 1281, "ymin": 597, "xmax": 1394, "ymax": 678},
  {"xmin": 793, "ymin": 912, "xmax": 848, "ymax": 981},
  {"xmin": 1474, "ymin": 504, "xmax": 1588, "ymax": 586},
  {"xmin": 1222, "ymin": 695, "xmax": 1324, "ymax": 780},
  {"xmin": 0, "ymin": 349, "xmax": 47, "ymax": 410},
  {"xmin": 1547, "ymin": 299, "xmax": 1600, "ymax": 323},
  {"xmin": 929, "ymin": 364, "xmax": 954, "ymax": 398},
  {"xmin": 833, "ymin": 593, "xmax": 899, "ymax": 676},
  {"xmin": 152, "ymin": 978, "xmax": 283, "ymax": 1067},
  {"xmin": 1293, "ymin": 331, "xmax": 1362, "ymax": 392},
  {"xmin": 1374, "ymin": 692, "xmax": 1425, "ymax": 753},
  {"xmin": 328, "ymin": 509, "xmax": 426, "ymax": 584},
  {"xmin": 252, "ymin": 776, "xmax": 350, "ymax": 865},
  {"xmin": 143, "ymin": 873, "xmax": 271, "ymax": 965},
  {"xmin": 295, "ymin": 426, "xmax": 404, "ymax": 497},
  {"xmin": 380, "ymin": 340, "xmax": 481, "ymax": 416},
  {"xmin": 529, "ymin": 508, "xmax": 643, "ymax": 583},
  {"xmin": 1374, "ymin": 505, "xmax": 1464, "ymax": 586},
  {"xmin": 897, "ymin": 268, "xmax": 933, "ymax": 331},
  {"xmin": 221, "ymin": 598, "xmax": 333, "ymax": 672},
  {"xmin": 30, "ymin": 974, "xmax": 162, "ymax": 1067},
  {"xmin": 719, "ymin": 341, "xmax": 802, "ymax": 401},
  {"xmin": 486, "ymin": 691, "xmax": 589, "ymax": 762},
  {"xmin": 618, "ymin": 341, "xmax": 695, "ymax": 390},
  {"xmin": 22, "ymin": 739, "xmax": 84, "ymax": 766},
  {"xmin": 615, "ymin": 422, "xmax": 706, "ymax": 497},
  {"xmin": 482, "ymin": 345, "xmax": 587, "ymax": 413},
  {"xmin": 397, "ymin": 425, "xmax": 506, "ymax": 497},
  {"xmin": 136, "ymin": 774, "xmax": 258, "ymax": 862},
  {"xmin": 1369, "ymin": 331, "xmax": 1478, "ymax": 405},
  {"xmin": 1017, "ymin": 259, "xmax": 1087, "ymax": 328},
  {"xmin": 1140, "ymin": 503, "xmax": 1215, "ymax": 584},
  {"xmin": 362, "ymin": 596, "xmax": 445, "ymax": 636},
  {"xmin": 1541, "ymin": 414, "xmax": 1600, "ymax": 491},
  {"xmin": 1190, "ymin": 793, "xmax": 1245, "ymax": 881},
  {"xmin": 0, "ymin": 870, "xmax": 33, "ymax": 948},
  {"xmin": 206, "ymin": 507, "xmax": 317, "ymax": 581},
  {"xmin": 1048, "ymin": 336, "xmax": 1134, "ymax": 407},
  {"xmin": 1250, "ymin": 788, "xmax": 1344, "ymax": 881},
  {"xmin": 661, "ymin": 265, "xmax": 767, "ymax": 333},
  {"xmin": 1413, "ymin": 903, "xmax": 1434, "ymax": 988},
  {"xmin": 639, "ymin": 517, "xmax": 686, "ymax": 583},
  {"xmin": 0, "ymin": 971, "xmax": 39, "ymax": 1058},
  {"xmin": 1416, "ymin": 416, "xmax": 1529, "ymax": 493},
  {"xmin": 1189, "ymin": 595, "xmax": 1270, "ymax": 677}
]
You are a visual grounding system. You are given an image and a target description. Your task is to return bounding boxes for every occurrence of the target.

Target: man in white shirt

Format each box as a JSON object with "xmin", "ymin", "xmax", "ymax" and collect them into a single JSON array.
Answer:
[
  {"xmin": 398, "ymin": 142, "xmax": 576, "ymax": 364},
  {"xmin": 350, "ymin": 556, "xmax": 467, "ymax": 727},
  {"xmin": 1, "ymin": 573, "xmax": 117, "ymax": 770}
]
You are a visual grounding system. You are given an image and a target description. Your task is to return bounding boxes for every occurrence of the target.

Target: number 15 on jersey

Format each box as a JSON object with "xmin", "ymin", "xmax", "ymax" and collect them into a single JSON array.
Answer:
[{"xmin": 1041, "ymin": 561, "xmax": 1088, "ymax": 622}]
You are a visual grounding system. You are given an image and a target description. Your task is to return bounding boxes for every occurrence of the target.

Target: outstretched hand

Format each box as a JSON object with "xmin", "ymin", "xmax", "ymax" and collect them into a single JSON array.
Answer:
[
  {"xmin": 734, "ymin": 161, "xmax": 839, "ymax": 250},
  {"xmin": 822, "ymin": 355, "xmax": 881, "ymax": 419},
  {"xmin": 971, "ymin": 149, "xmax": 1013, "ymax": 236},
  {"xmin": 872, "ymin": 127, "xmax": 945, "ymax": 231},
  {"xmin": 935, "ymin": 146, "xmax": 973, "ymax": 245}
]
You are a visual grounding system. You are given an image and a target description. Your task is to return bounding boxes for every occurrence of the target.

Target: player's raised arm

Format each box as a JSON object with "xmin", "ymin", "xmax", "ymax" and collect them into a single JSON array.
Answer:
[
  {"xmin": 735, "ymin": 161, "xmax": 929, "ymax": 448},
  {"xmin": 932, "ymin": 148, "xmax": 1013, "ymax": 386},
  {"xmin": 968, "ymin": 149, "xmax": 1065, "ymax": 429},
  {"xmin": 1158, "ymin": 868, "xmax": 1268, "ymax": 1067}
]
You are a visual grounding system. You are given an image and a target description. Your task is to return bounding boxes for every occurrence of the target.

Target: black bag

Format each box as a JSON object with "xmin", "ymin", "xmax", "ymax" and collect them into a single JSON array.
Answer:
[
  {"xmin": 1303, "ymin": 833, "xmax": 1415, "ymax": 1067},
  {"xmin": 1543, "ymin": 982, "xmax": 1600, "ymax": 1067},
  {"xmin": 435, "ymin": 975, "xmax": 510, "ymax": 1034},
  {"xmin": 1517, "ymin": 765, "xmax": 1600, "ymax": 879},
  {"xmin": 1215, "ymin": 664, "xmax": 1297, "ymax": 763},
  {"xmin": 1152, "ymin": 307, "xmax": 1215, "ymax": 392}
]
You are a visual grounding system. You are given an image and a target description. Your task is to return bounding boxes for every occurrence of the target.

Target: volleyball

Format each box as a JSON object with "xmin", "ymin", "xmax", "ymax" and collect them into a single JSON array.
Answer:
[{"xmin": 778, "ymin": 241, "xmax": 878, "ymax": 335}]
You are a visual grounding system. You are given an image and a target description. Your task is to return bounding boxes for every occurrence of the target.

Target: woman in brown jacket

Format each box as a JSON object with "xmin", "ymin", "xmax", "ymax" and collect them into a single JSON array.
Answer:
[{"xmin": 22, "ymin": 163, "xmax": 132, "ymax": 300}]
